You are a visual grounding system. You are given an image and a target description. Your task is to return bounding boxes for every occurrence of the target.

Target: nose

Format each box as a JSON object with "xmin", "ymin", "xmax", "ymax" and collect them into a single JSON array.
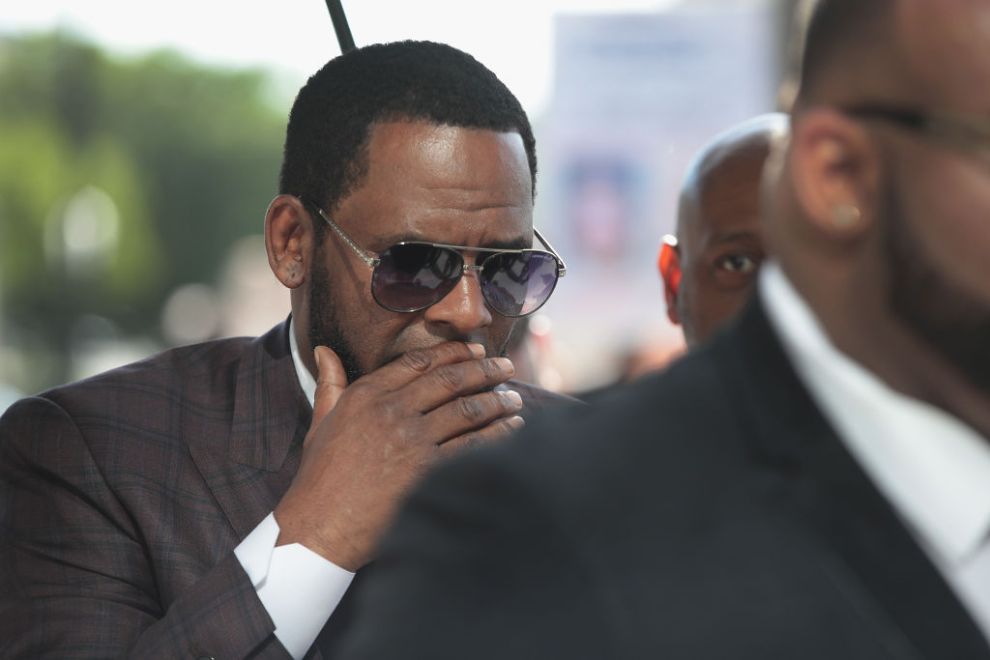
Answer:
[{"xmin": 422, "ymin": 268, "xmax": 493, "ymax": 335}]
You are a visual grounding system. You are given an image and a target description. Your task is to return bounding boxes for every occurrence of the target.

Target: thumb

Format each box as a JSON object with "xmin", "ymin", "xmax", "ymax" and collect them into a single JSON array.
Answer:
[{"xmin": 312, "ymin": 345, "xmax": 348, "ymax": 426}]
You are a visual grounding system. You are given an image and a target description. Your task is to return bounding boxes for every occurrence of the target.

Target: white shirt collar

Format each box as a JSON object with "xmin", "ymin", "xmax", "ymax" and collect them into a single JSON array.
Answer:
[
  {"xmin": 289, "ymin": 317, "xmax": 316, "ymax": 409},
  {"xmin": 759, "ymin": 262, "xmax": 990, "ymax": 565}
]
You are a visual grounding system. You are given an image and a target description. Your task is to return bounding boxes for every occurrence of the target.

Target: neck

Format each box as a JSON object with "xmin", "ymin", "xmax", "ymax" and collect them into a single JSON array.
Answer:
[{"xmin": 787, "ymin": 264, "xmax": 990, "ymax": 440}]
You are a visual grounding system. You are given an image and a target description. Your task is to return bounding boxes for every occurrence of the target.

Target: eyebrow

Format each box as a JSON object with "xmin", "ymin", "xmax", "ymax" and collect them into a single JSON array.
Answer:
[{"xmin": 706, "ymin": 230, "xmax": 762, "ymax": 247}]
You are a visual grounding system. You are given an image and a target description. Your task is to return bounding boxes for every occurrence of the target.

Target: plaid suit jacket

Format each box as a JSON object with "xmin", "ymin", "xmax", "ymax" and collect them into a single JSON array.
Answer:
[{"xmin": 0, "ymin": 320, "xmax": 573, "ymax": 659}]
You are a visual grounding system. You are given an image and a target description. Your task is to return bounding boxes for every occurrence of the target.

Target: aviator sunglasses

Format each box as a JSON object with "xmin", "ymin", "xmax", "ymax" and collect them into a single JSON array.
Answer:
[{"xmin": 304, "ymin": 201, "xmax": 567, "ymax": 318}]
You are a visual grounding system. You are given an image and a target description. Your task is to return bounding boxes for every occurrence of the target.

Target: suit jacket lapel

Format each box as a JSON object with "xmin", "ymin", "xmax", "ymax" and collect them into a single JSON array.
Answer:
[
  {"xmin": 716, "ymin": 299, "xmax": 990, "ymax": 659},
  {"xmin": 187, "ymin": 320, "xmax": 311, "ymax": 541}
]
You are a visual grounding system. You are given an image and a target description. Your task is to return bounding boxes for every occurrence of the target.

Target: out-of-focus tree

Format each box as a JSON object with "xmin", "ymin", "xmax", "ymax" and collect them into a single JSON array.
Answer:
[{"xmin": 0, "ymin": 32, "xmax": 286, "ymax": 393}]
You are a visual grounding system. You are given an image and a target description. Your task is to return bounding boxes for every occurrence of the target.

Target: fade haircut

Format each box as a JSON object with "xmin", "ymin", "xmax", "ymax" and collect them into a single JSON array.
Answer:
[
  {"xmin": 793, "ymin": 0, "xmax": 894, "ymax": 104},
  {"xmin": 279, "ymin": 40, "xmax": 537, "ymax": 237}
]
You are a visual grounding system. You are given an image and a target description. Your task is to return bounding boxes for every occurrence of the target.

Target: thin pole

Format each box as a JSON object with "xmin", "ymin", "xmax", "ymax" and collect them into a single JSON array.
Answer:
[{"xmin": 325, "ymin": 0, "xmax": 357, "ymax": 53}]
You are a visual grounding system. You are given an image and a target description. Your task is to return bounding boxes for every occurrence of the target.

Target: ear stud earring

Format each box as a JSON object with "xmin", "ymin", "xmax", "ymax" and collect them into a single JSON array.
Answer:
[{"xmin": 832, "ymin": 203, "xmax": 862, "ymax": 229}]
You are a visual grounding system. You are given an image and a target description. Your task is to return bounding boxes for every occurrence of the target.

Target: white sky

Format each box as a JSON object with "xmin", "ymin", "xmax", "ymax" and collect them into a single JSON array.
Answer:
[{"xmin": 0, "ymin": 0, "xmax": 682, "ymax": 115}]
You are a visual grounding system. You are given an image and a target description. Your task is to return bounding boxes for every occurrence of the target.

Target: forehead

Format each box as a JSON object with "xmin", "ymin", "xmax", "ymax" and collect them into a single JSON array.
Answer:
[
  {"xmin": 683, "ymin": 149, "xmax": 765, "ymax": 244},
  {"xmin": 339, "ymin": 120, "xmax": 533, "ymax": 245}
]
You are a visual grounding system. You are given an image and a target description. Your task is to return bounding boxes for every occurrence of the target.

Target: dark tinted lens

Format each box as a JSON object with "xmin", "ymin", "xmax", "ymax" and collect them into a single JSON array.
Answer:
[
  {"xmin": 372, "ymin": 243, "xmax": 462, "ymax": 312},
  {"xmin": 479, "ymin": 251, "xmax": 560, "ymax": 317}
]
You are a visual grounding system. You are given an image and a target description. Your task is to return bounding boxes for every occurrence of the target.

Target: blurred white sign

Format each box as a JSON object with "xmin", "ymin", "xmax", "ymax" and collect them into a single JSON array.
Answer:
[{"xmin": 535, "ymin": 0, "xmax": 777, "ymax": 389}]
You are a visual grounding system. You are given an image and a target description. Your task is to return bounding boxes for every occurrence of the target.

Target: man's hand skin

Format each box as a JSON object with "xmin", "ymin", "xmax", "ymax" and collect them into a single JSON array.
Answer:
[{"xmin": 274, "ymin": 341, "xmax": 525, "ymax": 571}]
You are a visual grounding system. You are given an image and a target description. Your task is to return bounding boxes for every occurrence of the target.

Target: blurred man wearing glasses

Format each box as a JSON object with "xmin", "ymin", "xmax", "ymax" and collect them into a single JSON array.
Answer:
[
  {"xmin": 0, "ymin": 41, "xmax": 572, "ymax": 658},
  {"xmin": 339, "ymin": 2, "xmax": 990, "ymax": 657},
  {"xmin": 659, "ymin": 113, "xmax": 787, "ymax": 347}
]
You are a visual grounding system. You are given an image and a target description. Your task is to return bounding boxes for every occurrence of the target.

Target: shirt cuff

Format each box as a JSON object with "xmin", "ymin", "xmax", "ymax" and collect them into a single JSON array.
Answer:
[{"xmin": 235, "ymin": 512, "xmax": 355, "ymax": 659}]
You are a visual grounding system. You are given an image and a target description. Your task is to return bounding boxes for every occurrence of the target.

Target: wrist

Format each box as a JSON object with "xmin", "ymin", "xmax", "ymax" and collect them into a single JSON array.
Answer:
[{"xmin": 273, "ymin": 499, "xmax": 366, "ymax": 571}]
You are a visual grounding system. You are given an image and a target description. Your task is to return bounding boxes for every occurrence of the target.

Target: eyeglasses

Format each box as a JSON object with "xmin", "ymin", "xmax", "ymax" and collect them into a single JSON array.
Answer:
[
  {"xmin": 844, "ymin": 104, "xmax": 990, "ymax": 163},
  {"xmin": 304, "ymin": 201, "xmax": 567, "ymax": 317}
]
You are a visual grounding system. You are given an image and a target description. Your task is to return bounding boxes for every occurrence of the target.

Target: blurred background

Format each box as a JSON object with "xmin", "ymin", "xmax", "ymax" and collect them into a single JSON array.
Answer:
[{"xmin": 0, "ymin": 0, "xmax": 801, "ymax": 410}]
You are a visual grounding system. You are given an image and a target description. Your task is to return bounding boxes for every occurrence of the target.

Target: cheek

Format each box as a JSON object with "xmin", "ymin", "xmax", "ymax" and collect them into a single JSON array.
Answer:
[
  {"xmin": 899, "ymin": 159, "xmax": 990, "ymax": 299},
  {"xmin": 696, "ymin": 289, "xmax": 749, "ymax": 329},
  {"xmin": 690, "ymin": 271, "xmax": 756, "ymax": 339},
  {"xmin": 325, "ymin": 263, "xmax": 410, "ymax": 366}
]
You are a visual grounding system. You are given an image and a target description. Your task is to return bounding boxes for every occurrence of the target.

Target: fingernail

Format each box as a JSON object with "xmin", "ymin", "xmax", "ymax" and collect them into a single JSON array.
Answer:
[
  {"xmin": 314, "ymin": 347, "xmax": 323, "ymax": 370},
  {"xmin": 493, "ymin": 357, "xmax": 514, "ymax": 375},
  {"xmin": 500, "ymin": 390, "xmax": 523, "ymax": 409},
  {"xmin": 507, "ymin": 415, "xmax": 525, "ymax": 430},
  {"xmin": 467, "ymin": 342, "xmax": 486, "ymax": 358}
]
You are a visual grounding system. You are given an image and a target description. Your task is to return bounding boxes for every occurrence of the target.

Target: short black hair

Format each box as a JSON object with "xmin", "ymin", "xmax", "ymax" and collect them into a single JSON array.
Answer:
[
  {"xmin": 794, "ymin": 0, "xmax": 893, "ymax": 103},
  {"xmin": 279, "ymin": 40, "xmax": 537, "ymax": 236}
]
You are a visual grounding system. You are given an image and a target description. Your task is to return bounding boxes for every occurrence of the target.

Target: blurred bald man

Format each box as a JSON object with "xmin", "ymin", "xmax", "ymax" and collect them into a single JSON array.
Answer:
[
  {"xmin": 341, "ymin": 1, "xmax": 990, "ymax": 657},
  {"xmin": 660, "ymin": 113, "xmax": 788, "ymax": 346}
]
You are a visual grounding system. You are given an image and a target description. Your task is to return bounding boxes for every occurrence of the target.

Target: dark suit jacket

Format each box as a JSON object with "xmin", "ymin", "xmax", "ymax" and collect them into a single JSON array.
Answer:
[
  {"xmin": 339, "ymin": 299, "xmax": 990, "ymax": 660},
  {"xmin": 0, "ymin": 321, "xmax": 571, "ymax": 659}
]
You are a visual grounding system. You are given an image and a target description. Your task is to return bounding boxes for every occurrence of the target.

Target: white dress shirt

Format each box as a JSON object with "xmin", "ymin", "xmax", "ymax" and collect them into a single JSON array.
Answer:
[
  {"xmin": 233, "ymin": 320, "xmax": 355, "ymax": 659},
  {"xmin": 761, "ymin": 262, "xmax": 990, "ymax": 641}
]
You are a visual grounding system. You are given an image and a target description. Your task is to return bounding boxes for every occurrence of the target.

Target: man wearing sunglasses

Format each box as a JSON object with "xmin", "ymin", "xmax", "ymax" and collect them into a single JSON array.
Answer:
[
  {"xmin": 659, "ymin": 113, "xmax": 787, "ymax": 347},
  {"xmin": 0, "ymin": 41, "xmax": 572, "ymax": 658},
  {"xmin": 339, "ymin": 1, "xmax": 990, "ymax": 657}
]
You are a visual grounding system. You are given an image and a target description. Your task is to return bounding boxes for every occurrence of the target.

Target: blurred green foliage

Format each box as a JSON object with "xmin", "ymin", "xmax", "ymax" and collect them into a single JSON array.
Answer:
[{"xmin": 0, "ymin": 31, "xmax": 287, "ymax": 392}]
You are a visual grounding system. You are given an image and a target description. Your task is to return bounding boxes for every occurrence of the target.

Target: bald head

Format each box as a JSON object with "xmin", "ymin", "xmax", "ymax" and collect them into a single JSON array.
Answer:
[
  {"xmin": 677, "ymin": 114, "xmax": 789, "ymax": 240},
  {"xmin": 661, "ymin": 113, "xmax": 788, "ymax": 347}
]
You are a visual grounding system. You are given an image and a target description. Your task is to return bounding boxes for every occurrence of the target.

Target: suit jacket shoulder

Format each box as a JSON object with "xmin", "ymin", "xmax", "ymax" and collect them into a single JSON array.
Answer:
[{"xmin": 0, "ymin": 322, "xmax": 304, "ymax": 658}]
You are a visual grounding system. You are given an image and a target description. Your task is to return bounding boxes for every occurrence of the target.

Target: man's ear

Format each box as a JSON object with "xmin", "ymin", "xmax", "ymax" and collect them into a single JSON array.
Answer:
[
  {"xmin": 658, "ymin": 237, "xmax": 682, "ymax": 326},
  {"xmin": 265, "ymin": 195, "xmax": 315, "ymax": 289},
  {"xmin": 789, "ymin": 108, "xmax": 880, "ymax": 242}
]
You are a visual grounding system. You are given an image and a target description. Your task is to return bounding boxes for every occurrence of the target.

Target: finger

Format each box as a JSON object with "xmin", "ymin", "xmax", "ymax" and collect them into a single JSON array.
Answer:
[
  {"xmin": 404, "ymin": 356, "xmax": 515, "ymax": 414},
  {"xmin": 436, "ymin": 415, "xmax": 525, "ymax": 457},
  {"xmin": 423, "ymin": 389, "xmax": 524, "ymax": 442},
  {"xmin": 367, "ymin": 341, "xmax": 487, "ymax": 392},
  {"xmin": 312, "ymin": 345, "xmax": 348, "ymax": 426}
]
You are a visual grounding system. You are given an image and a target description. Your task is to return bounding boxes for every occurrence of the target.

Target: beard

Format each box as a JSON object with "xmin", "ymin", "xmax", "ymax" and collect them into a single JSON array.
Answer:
[
  {"xmin": 884, "ymin": 180, "xmax": 990, "ymax": 394},
  {"xmin": 307, "ymin": 253, "xmax": 366, "ymax": 384}
]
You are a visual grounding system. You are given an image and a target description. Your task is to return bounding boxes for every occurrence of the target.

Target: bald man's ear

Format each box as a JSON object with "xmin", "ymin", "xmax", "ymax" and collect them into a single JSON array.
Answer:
[
  {"xmin": 789, "ymin": 108, "xmax": 880, "ymax": 241},
  {"xmin": 658, "ymin": 236, "xmax": 682, "ymax": 326},
  {"xmin": 265, "ymin": 195, "xmax": 315, "ymax": 290}
]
